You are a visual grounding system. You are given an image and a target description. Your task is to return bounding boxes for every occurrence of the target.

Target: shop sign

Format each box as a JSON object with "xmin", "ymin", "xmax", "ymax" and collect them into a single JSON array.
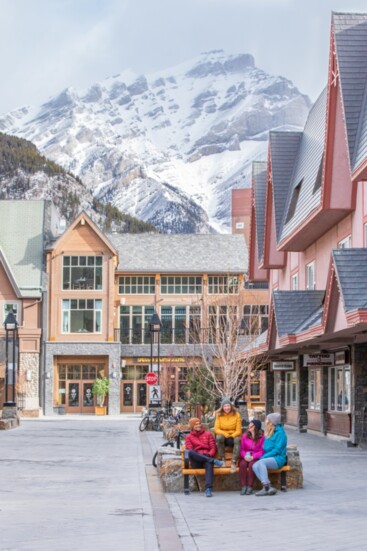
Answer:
[
  {"xmin": 271, "ymin": 361, "xmax": 295, "ymax": 371},
  {"xmin": 303, "ymin": 353, "xmax": 334, "ymax": 367},
  {"xmin": 136, "ymin": 357, "xmax": 185, "ymax": 363}
]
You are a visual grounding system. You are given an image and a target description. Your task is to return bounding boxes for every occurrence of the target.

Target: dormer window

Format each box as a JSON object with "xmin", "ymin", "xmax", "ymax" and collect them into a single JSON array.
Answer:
[{"xmin": 285, "ymin": 179, "xmax": 303, "ymax": 224}]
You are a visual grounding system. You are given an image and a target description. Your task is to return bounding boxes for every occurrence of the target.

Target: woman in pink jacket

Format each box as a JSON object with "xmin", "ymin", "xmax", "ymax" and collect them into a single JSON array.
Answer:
[{"xmin": 238, "ymin": 419, "xmax": 264, "ymax": 495}]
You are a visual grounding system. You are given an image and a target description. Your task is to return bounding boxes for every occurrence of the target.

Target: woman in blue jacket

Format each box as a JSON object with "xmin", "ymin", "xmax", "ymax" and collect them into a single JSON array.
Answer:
[{"xmin": 253, "ymin": 413, "xmax": 287, "ymax": 496}]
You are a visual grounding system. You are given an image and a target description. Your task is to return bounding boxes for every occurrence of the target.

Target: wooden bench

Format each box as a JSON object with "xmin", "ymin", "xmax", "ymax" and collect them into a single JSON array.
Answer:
[{"xmin": 181, "ymin": 446, "xmax": 291, "ymax": 495}]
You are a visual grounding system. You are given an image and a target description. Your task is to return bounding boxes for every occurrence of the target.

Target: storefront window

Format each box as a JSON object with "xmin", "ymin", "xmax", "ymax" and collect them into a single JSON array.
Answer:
[
  {"xmin": 329, "ymin": 366, "xmax": 350, "ymax": 412},
  {"xmin": 285, "ymin": 372, "xmax": 297, "ymax": 407},
  {"xmin": 274, "ymin": 372, "xmax": 281, "ymax": 406},
  {"xmin": 309, "ymin": 368, "xmax": 321, "ymax": 410}
]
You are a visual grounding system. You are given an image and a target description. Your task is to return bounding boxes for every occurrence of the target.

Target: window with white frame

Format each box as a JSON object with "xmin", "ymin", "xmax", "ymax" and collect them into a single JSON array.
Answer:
[
  {"xmin": 364, "ymin": 223, "xmax": 367, "ymax": 247},
  {"xmin": 160, "ymin": 276, "xmax": 202, "ymax": 294},
  {"xmin": 63, "ymin": 256, "xmax": 103, "ymax": 290},
  {"xmin": 329, "ymin": 366, "xmax": 350, "ymax": 412},
  {"xmin": 208, "ymin": 276, "xmax": 239, "ymax": 294},
  {"xmin": 291, "ymin": 273, "xmax": 298, "ymax": 290},
  {"xmin": 62, "ymin": 299, "xmax": 102, "ymax": 333},
  {"xmin": 309, "ymin": 368, "xmax": 321, "ymax": 410},
  {"xmin": 285, "ymin": 371, "xmax": 297, "ymax": 407},
  {"xmin": 2, "ymin": 302, "xmax": 20, "ymax": 324},
  {"xmin": 306, "ymin": 261, "xmax": 316, "ymax": 290},
  {"xmin": 119, "ymin": 305, "xmax": 154, "ymax": 344},
  {"xmin": 274, "ymin": 372, "xmax": 281, "ymax": 406},
  {"xmin": 118, "ymin": 276, "xmax": 155, "ymax": 294},
  {"xmin": 243, "ymin": 304, "xmax": 269, "ymax": 335},
  {"xmin": 337, "ymin": 235, "xmax": 351, "ymax": 249}
]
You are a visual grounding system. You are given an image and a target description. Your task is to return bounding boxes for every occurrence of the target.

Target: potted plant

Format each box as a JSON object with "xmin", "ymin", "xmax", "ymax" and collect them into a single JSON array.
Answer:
[{"xmin": 92, "ymin": 377, "xmax": 110, "ymax": 415}]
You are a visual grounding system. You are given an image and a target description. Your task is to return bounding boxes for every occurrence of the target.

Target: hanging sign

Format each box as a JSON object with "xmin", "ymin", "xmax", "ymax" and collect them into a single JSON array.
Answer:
[
  {"xmin": 303, "ymin": 353, "xmax": 334, "ymax": 367},
  {"xmin": 271, "ymin": 361, "xmax": 295, "ymax": 371}
]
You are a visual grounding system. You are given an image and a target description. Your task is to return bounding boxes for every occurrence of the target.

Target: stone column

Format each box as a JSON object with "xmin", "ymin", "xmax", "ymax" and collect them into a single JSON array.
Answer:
[
  {"xmin": 351, "ymin": 344, "xmax": 367, "ymax": 445},
  {"xmin": 297, "ymin": 358, "xmax": 308, "ymax": 432},
  {"xmin": 265, "ymin": 365, "xmax": 274, "ymax": 415}
]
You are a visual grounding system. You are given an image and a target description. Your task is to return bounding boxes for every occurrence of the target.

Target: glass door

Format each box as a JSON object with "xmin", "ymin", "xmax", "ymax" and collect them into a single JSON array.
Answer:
[
  {"xmin": 65, "ymin": 381, "xmax": 95, "ymax": 414},
  {"xmin": 120, "ymin": 381, "xmax": 148, "ymax": 413}
]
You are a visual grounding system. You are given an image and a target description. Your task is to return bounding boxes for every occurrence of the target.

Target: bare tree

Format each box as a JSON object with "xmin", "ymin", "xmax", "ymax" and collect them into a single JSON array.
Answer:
[{"xmin": 188, "ymin": 293, "xmax": 267, "ymax": 402}]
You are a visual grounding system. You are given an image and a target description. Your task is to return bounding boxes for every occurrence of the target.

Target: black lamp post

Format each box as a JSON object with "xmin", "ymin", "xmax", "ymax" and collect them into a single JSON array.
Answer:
[
  {"xmin": 149, "ymin": 311, "xmax": 162, "ymax": 389},
  {"xmin": 3, "ymin": 310, "xmax": 19, "ymax": 408}
]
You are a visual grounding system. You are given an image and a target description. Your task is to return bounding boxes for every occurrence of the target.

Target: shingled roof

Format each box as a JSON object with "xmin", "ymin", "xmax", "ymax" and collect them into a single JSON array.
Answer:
[
  {"xmin": 107, "ymin": 233, "xmax": 248, "ymax": 273},
  {"xmin": 333, "ymin": 248, "xmax": 367, "ymax": 311},
  {"xmin": 0, "ymin": 200, "xmax": 56, "ymax": 298},
  {"xmin": 269, "ymin": 131, "xmax": 302, "ymax": 243},
  {"xmin": 280, "ymin": 88, "xmax": 327, "ymax": 240},
  {"xmin": 333, "ymin": 13, "xmax": 367, "ymax": 171},
  {"xmin": 273, "ymin": 290, "xmax": 325, "ymax": 337},
  {"xmin": 253, "ymin": 161, "xmax": 267, "ymax": 263}
]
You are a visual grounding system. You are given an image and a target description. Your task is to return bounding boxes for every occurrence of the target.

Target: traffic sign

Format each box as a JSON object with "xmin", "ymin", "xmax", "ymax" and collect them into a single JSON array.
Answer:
[{"xmin": 145, "ymin": 372, "xmax": 158, "ymax": 385}]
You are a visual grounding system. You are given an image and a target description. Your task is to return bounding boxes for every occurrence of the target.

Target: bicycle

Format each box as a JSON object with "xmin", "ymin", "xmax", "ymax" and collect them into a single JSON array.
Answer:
[
  {"xmin": 139, "ymin": 407, "xmax": 165, "ymax": 432},
  {"xmin": 152, "ymin": 427, "xmax": 188, "ymax": 467},
  {"xmin": 167, "ymin": 405, "xmax": 189, "ymax": 426}
]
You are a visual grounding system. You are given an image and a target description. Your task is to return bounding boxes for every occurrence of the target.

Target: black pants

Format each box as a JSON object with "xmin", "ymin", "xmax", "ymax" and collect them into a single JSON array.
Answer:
[{"xmin": 188, "ymin": 450, "xmax": 214, "ymax": 489}]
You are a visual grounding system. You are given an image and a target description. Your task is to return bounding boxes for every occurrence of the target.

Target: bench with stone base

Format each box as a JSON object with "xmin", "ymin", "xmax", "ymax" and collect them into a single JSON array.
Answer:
[{"xmin": 181, "ymin": 446, "xmax": 291, "ymax": 495}]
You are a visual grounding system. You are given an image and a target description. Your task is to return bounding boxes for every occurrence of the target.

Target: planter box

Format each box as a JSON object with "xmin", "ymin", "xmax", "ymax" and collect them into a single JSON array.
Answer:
[{"xmin": 95, "ymin": 406, "xmax": 107, "ymax": 416}]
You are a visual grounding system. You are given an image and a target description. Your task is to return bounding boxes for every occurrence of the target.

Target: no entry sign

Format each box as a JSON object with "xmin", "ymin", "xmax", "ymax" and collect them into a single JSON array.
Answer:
[{"xmin": 145, "ymin": 372, "xmax": 158, "ymax": 385}]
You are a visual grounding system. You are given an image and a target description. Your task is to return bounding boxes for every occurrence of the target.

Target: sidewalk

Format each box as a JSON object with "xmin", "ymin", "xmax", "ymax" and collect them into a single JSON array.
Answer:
[
  {"xmin": 2, "ymin": 418, "xmax": 367, "ymax": 551},
  {"xmin": 149, "ymin": 428, "xmax": 367, "ymax": 551}
]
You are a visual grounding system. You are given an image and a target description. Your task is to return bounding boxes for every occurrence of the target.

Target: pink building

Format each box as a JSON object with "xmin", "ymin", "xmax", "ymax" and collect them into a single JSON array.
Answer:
[{"xmin": 249, "ymin": 12, "xmax": 367, "ymax": 443}]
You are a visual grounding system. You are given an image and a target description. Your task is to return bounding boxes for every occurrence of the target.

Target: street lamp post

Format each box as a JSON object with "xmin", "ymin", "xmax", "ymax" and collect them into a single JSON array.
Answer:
[
  {"xmin": 3, "ymin": 310, "xmax": 19, "ymax": 408},
  {"xmin": 149, "ymin": 311, "xmax": 162, "ymax": 406}
]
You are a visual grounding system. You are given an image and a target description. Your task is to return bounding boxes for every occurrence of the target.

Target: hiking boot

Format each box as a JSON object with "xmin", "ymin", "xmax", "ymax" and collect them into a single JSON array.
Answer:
[
  {"xmin": 205, "ymin": 488, "xmax": 213, "ymax": 497},
  {"xmin": 246, "ymin": 487, "xmax": 253, "ymax": 495},
  {"xmin": 256, "ymin": 486, "xmax": 270, "ymax": 496},
  {"xmin": 230, "ymin": 462, "xmax": 237, "ymax": 473},
  {"xmin": 213, "ymin": 459, "xmax": 225, "ymax": 467},
  {"xmin": 240, "ymin": 486, "xmax": 247, "ymax": 495}
]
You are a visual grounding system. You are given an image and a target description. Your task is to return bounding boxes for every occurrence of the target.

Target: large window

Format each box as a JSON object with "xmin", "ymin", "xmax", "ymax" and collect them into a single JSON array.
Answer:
[
  {"xmin": 62, "ymin": 299, "xmax": 102, "ymax": 333},
  {"xmin": 208, "ymin": 305, "xmax": 238, "ymax": 343},
  {"xmin": 161, "ymin": 276, "xmax": 202, "ymax": 294},
  {"xmin": 63, "ymin": 256, "xmax": 102, "ymax": 290},
  {"xmin": 285, "ymin": 372, "xmax": 297, "ymax": 407},
  {"xmin": 329, "ymin": 366, "xmax": 350, "ymax": 412},
  {"xmin": 118, "ymin": 276, "xmax": 155, "ymax": 294},
  {"xmin": 208, "ymin": 276, "xmax": 239, "ymax": 294},
  {"xmin": 119, "ymin": 305, "xmax": 201, "ymax": 344},
  {"xmin": 119, "ymin": 306, "xmax": 154, "ymax": 344},
  {"xmin": 243, "ymin": 305, "xmax": 269, "ymax": 335},
  {"xmin": 306, "ymin": 261, "xmax": 316, "ymax": 290},
  {"xmin": 309, "ymin": 368, "xmax": 321, "ymax": 410}
]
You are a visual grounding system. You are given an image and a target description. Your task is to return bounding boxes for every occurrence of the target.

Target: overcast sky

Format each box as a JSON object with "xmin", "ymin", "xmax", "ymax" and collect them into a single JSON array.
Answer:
[{"xmin": 1, "ymin": 0, "xmax": 366, "ymax": 114}]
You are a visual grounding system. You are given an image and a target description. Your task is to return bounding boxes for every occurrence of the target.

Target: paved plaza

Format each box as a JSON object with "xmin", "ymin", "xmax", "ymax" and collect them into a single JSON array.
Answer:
[{"xmin": 1, "ymin": 417, "xmax": 367, "ymax": 551}]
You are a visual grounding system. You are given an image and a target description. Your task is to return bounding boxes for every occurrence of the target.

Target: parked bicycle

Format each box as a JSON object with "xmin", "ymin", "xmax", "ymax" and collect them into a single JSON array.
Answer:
[
  {"xmin": 152, "ymin": 427, "xmax": 188, "ymax": 467},
  {"xmin": 139, "ymin": 407, "xmax": 166, "ymax": 432},
  {"xmin": 166, "ymin": 405, "xmax": 189, "ymax": 426}
]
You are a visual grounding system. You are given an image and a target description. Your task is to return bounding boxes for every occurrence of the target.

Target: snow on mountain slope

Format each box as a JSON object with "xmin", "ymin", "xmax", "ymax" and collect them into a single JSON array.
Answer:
[{"xmin": 0, "ymin": 50, "xmax": 311, "ymax": 233}]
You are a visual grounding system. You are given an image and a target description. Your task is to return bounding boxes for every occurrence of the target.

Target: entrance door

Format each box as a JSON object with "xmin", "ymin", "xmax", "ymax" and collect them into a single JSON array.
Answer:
[
  {"xmin": 65, "ymin": 381, "xmax": 95, "ymax": 414},
  {"xmin": 121, "ymin": 381, "xmax": 147, "ymax": 413}
]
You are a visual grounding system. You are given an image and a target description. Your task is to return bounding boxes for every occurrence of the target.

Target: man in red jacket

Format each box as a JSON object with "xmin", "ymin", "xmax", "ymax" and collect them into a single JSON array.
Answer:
[{"xmin": 185, "ymin": 417, "xmax": 224, "ymax": 497}]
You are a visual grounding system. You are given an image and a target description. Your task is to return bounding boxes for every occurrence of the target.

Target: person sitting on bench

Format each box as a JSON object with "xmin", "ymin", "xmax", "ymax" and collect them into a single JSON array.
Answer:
[
  {"xmin": 185, "ymin": 417, "xmax": 224, "ymax": 498},
  {"xmin": 214, "ymin": 397, "xmax": 242, "ymax": 473},
  {"xmin": 238, "ymin": 418, "xmax": 264, "ymax": 495},
  {"xmin": 253, "ymin": 413, "xmax": 287, "ymax": 496}
]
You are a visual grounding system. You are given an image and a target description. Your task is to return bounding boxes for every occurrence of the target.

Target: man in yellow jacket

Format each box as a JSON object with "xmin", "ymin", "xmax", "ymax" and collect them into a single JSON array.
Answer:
[{"xmin": 214, "ymin": 397, "xmax": 242, "ymax": 473}]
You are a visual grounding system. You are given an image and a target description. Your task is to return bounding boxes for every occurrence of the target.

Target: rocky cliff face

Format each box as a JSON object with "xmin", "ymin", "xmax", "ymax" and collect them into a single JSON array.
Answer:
[{"xmin": 0, "ymin": 50, "xmax": 311, "ymax": 233}]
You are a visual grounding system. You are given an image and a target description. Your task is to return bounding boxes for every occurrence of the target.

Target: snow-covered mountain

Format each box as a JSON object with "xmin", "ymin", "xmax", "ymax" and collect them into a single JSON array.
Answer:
[{"xmin": 0, "ymin": 50, "xmax": 311, "ymax": 233}]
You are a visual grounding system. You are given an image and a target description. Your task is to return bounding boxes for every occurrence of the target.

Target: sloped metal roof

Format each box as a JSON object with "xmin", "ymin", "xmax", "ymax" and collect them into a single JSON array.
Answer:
[
  {"xmin": 280, "ymin": 88, "xmax": 327, "ymax": 241},
  {"xmin": 0, "ymin": 200, "xmax": 53, "ymax": 297},
  {"xmin": 333, "ymin": 12, "xmax": 367, "ymax": 171},
  {"xmin": 333, "ymin": 248, "xmax": 367, "ymax": 311},
  {"xmin": 107, "ymin": 233, "xmax": 248, "ymax": 273},
  {"xmin": 253, "ymin": 161, "xmax": 267, "ymax": 263},
  {"xmin": 273, "ymin": 290, "xmax": 325, "ymax": 337},
  {"xmin": 269, "ymin": 131, "xmax": 302, "ymax": 243}
]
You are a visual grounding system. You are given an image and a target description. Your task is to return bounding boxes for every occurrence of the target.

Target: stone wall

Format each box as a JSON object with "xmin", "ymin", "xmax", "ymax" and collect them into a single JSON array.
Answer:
[
  {"xmin": 157, "ymin": 444, "xmax": 303, "ymax": 493},
  {"xmin": 19, "ymin": 352, "xmax": 40, "ymax": 414}
]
